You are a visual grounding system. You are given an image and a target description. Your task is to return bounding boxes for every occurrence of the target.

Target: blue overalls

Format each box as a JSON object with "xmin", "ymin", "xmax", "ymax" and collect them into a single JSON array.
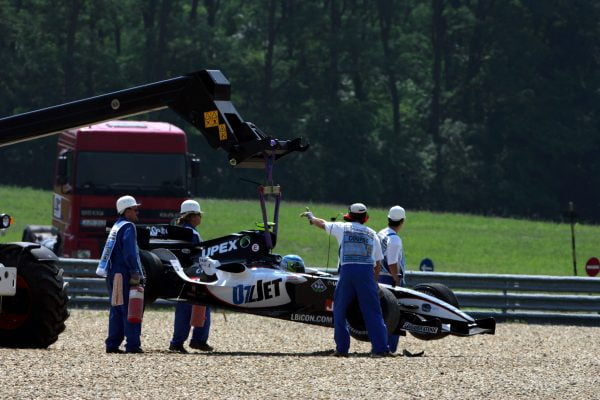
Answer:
[
  {"xmin": 329, "ymin": 222, "xmax": 389, "ymax": 354},
  {"xmin": 97, "ymin": 218, "xmax": 145, "ymax": 353},
  {"xmin": 378, "ymin": 230, "xmax": 405, "ymax": 353},
  {"xmin": 170, "ymin": 223, "xmax": 211, "ymax": 348}
]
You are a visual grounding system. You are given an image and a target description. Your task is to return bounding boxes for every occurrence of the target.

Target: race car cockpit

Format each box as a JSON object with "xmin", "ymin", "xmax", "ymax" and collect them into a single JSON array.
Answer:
[{"xmin": 279, "ymin": 254, "xmax": 305, "ymax": 273}]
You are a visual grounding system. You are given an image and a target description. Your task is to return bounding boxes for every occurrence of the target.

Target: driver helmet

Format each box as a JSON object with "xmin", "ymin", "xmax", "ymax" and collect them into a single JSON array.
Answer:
[{"xmin": 280, "ymin": 254, "xmax": 305, "ymax": 273}]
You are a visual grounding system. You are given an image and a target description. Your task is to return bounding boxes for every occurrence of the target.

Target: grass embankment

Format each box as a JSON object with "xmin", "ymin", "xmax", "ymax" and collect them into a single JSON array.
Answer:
[{"xmin": 1, "ymin": 185, "xmax": 598, "ymax": 276}]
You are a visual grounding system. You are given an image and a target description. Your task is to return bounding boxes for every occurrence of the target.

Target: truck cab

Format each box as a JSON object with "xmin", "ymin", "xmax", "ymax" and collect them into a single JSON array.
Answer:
[{"xmin": 49, "ymin": 120, "xmax": 199, "ymax": 258}]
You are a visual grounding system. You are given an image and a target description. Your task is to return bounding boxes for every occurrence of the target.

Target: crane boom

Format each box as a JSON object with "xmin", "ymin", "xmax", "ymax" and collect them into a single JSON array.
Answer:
[{"xmin": 0, "ymin": 69, "xmax": 308, "ymax": 168}]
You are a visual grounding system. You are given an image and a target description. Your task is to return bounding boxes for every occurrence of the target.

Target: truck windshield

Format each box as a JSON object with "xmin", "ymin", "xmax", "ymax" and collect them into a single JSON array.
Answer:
[{"xmin": 75, "ymin": 151, "xmax": 188, "ymax": 196}]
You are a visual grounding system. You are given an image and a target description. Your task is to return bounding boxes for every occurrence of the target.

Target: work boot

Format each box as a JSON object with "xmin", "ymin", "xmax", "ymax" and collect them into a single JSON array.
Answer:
[
  {"xmin": 126, "ymin": 348, "xmax": 144, "ymax": 354},
  {"xmin": 189, "ymin": 341, "xmax": 214, "ymax": 351},
  {"xmin": 106, "ymin": 348, "xmax": 124, "ymax": 354},
  {"xmin": 169, "ymin": 344, "xmax": 189, "ymax": 354}
]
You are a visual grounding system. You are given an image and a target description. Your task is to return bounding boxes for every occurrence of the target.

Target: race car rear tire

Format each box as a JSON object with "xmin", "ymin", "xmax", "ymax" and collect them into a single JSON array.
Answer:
[
  {"xmin": 410, "ymin": 283, "xmax": 459, "ymax": 341},
  {"xmin": 139, "ymin": 249, "xmax": 185, "ymax": 305},
  {"xmin": 0, "ymin": 258, "xmax": 69, "ymax": 348},
  {"xmin": 347, "ymin": 287, "xmax": 400, "ymax": 342},
  {"xmin": 139, "ymin": 250, "xmax": 165, "ymax": 306}
]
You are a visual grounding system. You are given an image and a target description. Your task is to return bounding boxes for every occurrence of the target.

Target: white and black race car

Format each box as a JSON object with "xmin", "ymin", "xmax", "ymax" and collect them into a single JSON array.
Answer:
[{"xmin": 138, "ymin": 226, "xmax": 495, "ymax": 342}]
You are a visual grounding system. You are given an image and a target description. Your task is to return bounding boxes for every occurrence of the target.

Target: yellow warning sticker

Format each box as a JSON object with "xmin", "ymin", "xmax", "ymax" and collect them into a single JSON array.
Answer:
[
  {"xmin": 218, "ymin": 124, "xmax": 227, "ymax": 141},
  {"xmin": 204, "ymin": 111, "xmax": 219, "ymax": 128}
]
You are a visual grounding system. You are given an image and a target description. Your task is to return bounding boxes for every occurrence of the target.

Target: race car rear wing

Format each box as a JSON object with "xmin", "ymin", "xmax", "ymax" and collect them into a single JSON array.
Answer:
[{"xmin": 0, "ymin": 69, "xmax": 308, "ymax": 168}]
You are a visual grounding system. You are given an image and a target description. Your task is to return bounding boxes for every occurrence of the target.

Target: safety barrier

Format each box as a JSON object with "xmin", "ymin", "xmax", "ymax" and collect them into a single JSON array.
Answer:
[
  {"xmin": 59, "ymin": 258, "xmax": 173, "ymax": 309},
  {"xmin": 59, "ymin": 258, "xmax": 600, "ymax": 326},
  {"xmin": 405, "ymin": 271, "xmax": 600, "ymax": 326}
]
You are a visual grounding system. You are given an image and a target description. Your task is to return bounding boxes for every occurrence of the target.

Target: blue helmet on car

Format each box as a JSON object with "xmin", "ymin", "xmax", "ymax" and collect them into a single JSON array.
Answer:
[{"xmin": 280, "ymin": 254, "xmax": 305, "ymax": 273}]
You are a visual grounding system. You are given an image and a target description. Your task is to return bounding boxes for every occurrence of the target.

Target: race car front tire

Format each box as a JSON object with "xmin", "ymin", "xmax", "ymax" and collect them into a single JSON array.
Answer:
[{"xmin": 410, "ymin": 283, "xmax": 459, "ymax": 341}]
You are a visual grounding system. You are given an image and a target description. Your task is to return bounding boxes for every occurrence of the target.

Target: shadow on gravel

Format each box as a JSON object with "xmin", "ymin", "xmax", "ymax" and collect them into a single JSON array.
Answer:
[
  {"xmin": 107, "ymin": 349, "xmax": 426, "ymax": 358},
  {"xmin": 132, "ymin": 349, "xmax": 337, "ymax": 357},
  {"xmin": 180, "ymin": 350, "xmax": 340, "ymax": 357},
  {"xmin": 157, "ymin": 349, "xmax": 426, "ymax": 358}
]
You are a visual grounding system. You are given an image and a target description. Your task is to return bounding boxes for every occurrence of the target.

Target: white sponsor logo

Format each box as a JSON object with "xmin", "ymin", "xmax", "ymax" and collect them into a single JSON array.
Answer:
[
  {"xmin": 402, "ymin": 322, "xmax": 439, "ymax": 334},
  {"xmin": 149, "ymin": 226, "xmax": 169, "ymax": 237},
  {"xmin": 291, "ymin": 314, "xmax": 333, "ymax": 324},
  {"xmin": 201, "ymin": 240, "xmax": 238, "ymax": 257}
]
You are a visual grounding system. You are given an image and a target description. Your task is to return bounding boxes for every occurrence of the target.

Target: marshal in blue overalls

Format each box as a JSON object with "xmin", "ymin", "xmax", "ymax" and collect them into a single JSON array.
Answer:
[
  {"xmin": 97, "ymin": 195, "xmax": 145, "ymax": 354},
  {"xmin": 302, "ymin": 203, "xmax": 389, "ymax": 356},
  {"xmin": 169, "ymin": 199, "xmax": 213, "ymax": 353},
  {"xmin": 169, "ymin": 223, "xmax": 212, "ymax": 350}
]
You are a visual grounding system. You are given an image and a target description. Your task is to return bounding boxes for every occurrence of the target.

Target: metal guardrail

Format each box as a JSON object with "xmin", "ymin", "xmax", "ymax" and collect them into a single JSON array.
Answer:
[
  {"xmin": 405, "ymin": 271, "xmax": 600, "ymax": 293},
  {"xmin": 60, "ymin": 258, "xmax": 174, "ymax": 309},
  {"xmin": 58, "ymin": 258, "xmax": 600, "ymax": 326},
  {"xmin": 405, "ymin": 271, "xmax": 600, "ymax": 326}
]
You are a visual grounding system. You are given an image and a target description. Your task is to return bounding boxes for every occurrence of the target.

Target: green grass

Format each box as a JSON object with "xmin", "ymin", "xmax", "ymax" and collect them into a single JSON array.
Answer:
[{"xmin": 1, "ymin": 185, "xmax": 598, "ymax": 276}]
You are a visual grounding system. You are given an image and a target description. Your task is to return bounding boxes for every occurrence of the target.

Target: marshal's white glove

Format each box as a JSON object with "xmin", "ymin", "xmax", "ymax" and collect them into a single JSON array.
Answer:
[
  {"xmin": 199, "ymin": 257, "xmax": 220, "ymax": 276},
  {"xmin": 299, "ymin": 207, "xmax": 314, "ymax": 222}
]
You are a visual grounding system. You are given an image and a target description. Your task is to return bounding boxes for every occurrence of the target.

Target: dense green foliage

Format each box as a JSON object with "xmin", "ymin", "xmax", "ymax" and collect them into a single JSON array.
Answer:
[
  {"xmin": 2, "ymin": 186, "xmax": 598, "ymax": 276},
  {"xmin": 0, "ymin": 0, "xmax": 599, "ymax": 222}
]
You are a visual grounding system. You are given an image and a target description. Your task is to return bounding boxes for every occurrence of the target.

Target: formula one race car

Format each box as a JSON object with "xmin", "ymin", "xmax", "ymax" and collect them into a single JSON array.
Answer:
[{"xmin": 138, "ymin": 225, "xmax": 496, "ymax": 342}]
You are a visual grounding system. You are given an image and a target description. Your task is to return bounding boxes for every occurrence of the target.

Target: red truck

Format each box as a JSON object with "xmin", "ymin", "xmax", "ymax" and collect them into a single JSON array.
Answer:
[{"xmin": 24, "ymin": 120, "xmax": 200, "ymax": 258}]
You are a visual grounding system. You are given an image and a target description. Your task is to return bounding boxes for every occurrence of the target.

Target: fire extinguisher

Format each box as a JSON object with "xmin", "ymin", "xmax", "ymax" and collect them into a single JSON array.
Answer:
[
  {"xmin": 127, "ymin": 286, "xmax": 145, "ymax": 323},
  {"xmin": 190, "ymin": 305, "xmax": 206, "ymax": 327}
]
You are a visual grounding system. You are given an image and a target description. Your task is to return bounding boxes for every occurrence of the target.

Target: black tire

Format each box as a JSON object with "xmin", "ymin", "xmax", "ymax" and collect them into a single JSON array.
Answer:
[
  {"xmin": 410, "ymin": 283, "xmax": 459, "ymax": 341},
  {"xmin": 347, "ymin": 287, "xmax": 400, "ymax": 342},
  {"xmin": 139, "ymin": 250, "xmax": 164, "ymax": 306},
  {"xmin": 139, "ymin": 249, "xmax": 184, "ymax": 305},
  {"xmin": 0, "ymin": 258, "xmax": 69, "ymax": 348}
]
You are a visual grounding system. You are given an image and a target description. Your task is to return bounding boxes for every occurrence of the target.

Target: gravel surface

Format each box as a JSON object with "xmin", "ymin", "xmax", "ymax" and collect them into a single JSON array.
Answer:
[{"xmin": 2, "ymin": 309, "xmax": 599, "ymax": 399}]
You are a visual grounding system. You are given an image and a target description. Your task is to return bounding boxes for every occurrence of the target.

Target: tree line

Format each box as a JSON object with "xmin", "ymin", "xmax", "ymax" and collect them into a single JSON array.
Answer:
[{"xmin": 1, "ymin": 0, "xmax": 599, "ymax": 222}]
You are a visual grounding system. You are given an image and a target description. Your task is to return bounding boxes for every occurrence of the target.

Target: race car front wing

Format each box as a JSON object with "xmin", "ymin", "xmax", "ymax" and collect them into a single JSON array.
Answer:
[{"xmin": 396, "ymin": 313, "xmax": 496, "ymax": 337}]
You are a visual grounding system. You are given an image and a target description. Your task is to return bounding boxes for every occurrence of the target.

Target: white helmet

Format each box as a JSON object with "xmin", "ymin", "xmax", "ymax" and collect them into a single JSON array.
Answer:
[
  {"xmin": 388, "ymin": 205, "xmax": 406, "ymax": 221},
  {"xmin": 349, "ymin": 203, "xmax": 368, "ymax": 214},
  {"xmin": 180, "ymin": 199, "xmax": 202, "ymax": 215},
  {"xmin": 116, "ymin": 195, "xmax": 141, "ymax": 214}
]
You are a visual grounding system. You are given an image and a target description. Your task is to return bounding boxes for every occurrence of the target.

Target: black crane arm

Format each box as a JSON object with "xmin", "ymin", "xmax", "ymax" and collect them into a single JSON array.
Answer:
[{"xmin": 0, "ymin": 69, "xmax": 308, "ymax": 168}]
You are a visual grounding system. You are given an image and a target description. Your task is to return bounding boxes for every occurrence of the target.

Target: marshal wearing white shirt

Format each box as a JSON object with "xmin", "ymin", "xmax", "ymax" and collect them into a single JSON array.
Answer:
[
  {"xmin": 377, "ymin": 226, "xmax": 405, "ymax": 283},
  {"xmin": 377, "ymin": 205, "xmax": 406, "ymax": 354}
]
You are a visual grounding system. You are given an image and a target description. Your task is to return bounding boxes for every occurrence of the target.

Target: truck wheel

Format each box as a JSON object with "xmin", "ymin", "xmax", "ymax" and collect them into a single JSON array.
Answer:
[
  {"xmin": 347, "ymin": 288, "xmax": 400, "ymax": 342},
  {"xmin": 410, "ymin": 283, "xmax": 459, "ymax": 341},
  {"xmin": 0, "ymin": 259, "xmax": 69, "ymax": 348}
]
